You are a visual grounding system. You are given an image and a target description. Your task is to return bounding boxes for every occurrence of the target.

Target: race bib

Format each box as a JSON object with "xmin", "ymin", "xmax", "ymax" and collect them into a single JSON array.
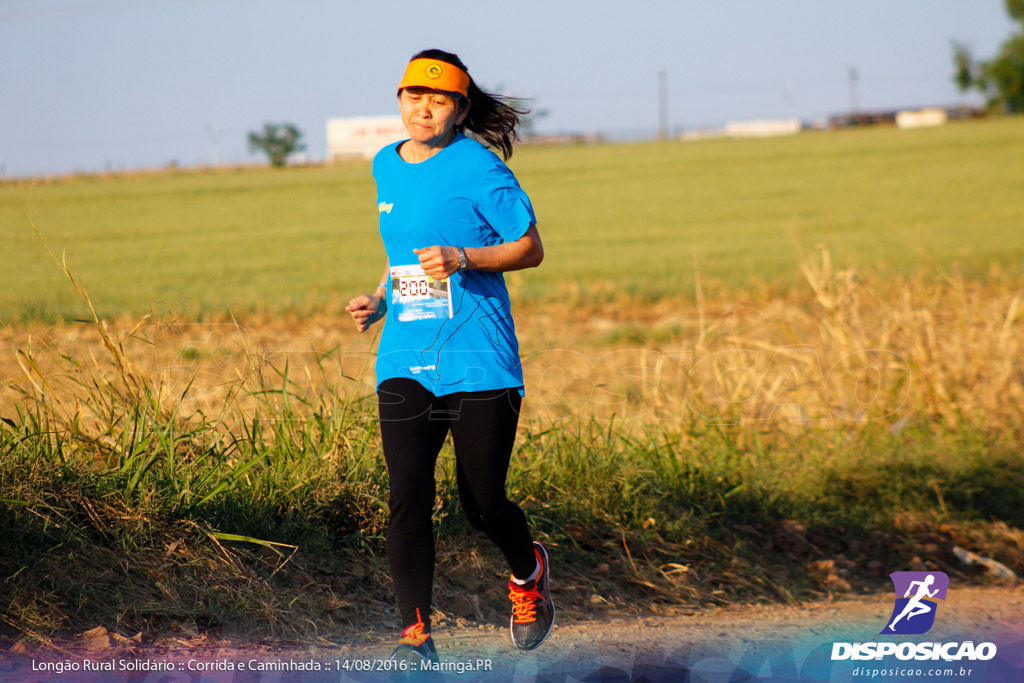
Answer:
[{"xmin": 389, "ymin": 264, "xmax": 454, "ymax": 322}]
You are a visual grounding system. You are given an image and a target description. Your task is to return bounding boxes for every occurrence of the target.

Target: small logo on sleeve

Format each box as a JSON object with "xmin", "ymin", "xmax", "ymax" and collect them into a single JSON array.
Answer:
[{"xmin": 378, "ymin": 202, "xmax": 393, "ymax": 214}]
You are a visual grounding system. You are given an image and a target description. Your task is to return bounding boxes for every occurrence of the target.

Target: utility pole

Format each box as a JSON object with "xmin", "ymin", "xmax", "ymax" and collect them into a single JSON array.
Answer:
[
  {"xmin": 207, "ymin": 120, "xmax": 221, "ymax": 167},
  {"xmin": 658, "ymin": 68, "xmax": 669, "ymax": 140},
  {"xmin": 847, "ymin": 65, "xmax": 859, "ymax": 115}
]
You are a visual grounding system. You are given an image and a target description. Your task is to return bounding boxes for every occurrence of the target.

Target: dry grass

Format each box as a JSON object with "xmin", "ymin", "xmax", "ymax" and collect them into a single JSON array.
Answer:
[
  {"xmin": 2, "ymin": 249, "xmax": 1023, "ymax": 644},
  {"xmin": 5, "ymin": 248, "xmax": 1022, "ymax": 438}
]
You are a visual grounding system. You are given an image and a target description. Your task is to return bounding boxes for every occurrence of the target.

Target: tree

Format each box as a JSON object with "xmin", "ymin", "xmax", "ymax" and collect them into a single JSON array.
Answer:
[
  {"xmin": 247, "ymin": 123, "xmax": 306, "ymax": 168},
  {"xmin": 518, "ymin": 102, "xmax": 551, "ymax": 139},
  {"xmin": 953, "ymin": 0, "xmax": 1024, "ymax": 114}
]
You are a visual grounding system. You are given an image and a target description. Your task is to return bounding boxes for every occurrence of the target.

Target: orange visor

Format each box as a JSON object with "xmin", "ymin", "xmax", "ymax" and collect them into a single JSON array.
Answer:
[{"xmin": 397, "ymin": 58, "xmax": 470, "ymax": 97}]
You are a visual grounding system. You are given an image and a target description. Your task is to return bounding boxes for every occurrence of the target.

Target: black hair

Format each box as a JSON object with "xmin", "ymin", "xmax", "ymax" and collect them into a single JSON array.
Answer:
[{"xmin": 406, "ymin": 48, "xmax": 529, "ymax": 160}]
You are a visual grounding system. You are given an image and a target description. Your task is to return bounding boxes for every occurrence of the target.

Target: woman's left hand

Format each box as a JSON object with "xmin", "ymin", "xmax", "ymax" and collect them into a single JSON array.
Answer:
[{"xmin": 413, "ymin": 245, "xmax": 461, "ymax": 280}]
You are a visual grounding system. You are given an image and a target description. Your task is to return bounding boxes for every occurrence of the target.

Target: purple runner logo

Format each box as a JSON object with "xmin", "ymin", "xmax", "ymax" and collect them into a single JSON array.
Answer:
[{"xmin": 881, "ymin": 571, "xmax": 949, "ymax": 635}]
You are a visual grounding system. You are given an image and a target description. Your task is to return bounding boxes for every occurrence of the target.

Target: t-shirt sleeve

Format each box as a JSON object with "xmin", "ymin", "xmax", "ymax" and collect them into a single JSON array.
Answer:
[{"xmin": 476, "ymin": 162, "xmax": 537, "ymax": 243}]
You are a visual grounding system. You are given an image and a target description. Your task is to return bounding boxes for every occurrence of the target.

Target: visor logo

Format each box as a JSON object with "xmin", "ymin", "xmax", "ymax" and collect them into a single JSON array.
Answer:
[
  {"xmin": 882, "ymin": 571, "xmax": 949, "ymax": 635},
  {"xmin": 426, "ymin": 63, "xmax": 443, "ymax": 79}
]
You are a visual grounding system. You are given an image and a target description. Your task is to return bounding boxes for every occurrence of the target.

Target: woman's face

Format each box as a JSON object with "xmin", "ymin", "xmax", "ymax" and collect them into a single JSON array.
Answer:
[{"xmin": 399, "ymin": 86, "xmax": 469, "ymax": 146}]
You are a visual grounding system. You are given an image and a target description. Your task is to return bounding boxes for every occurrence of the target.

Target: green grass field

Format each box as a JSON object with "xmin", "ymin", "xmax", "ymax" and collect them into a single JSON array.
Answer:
[
  {"xmin": 2, "ymin": 117, "xmax": 1023, "ymax": 322},
  {"xmin": 2, "ymin": 118, "xmax": 1024, "ymax": 645}
]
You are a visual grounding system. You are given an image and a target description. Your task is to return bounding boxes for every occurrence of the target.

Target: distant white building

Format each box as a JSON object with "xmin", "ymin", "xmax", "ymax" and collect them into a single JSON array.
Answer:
[
  {"xmin": 326, "ymin": 116, "xmax": 406, "ymax": 161},
  {"xmin": 724, "ymin": 119, "xmax": 802, "ymax": 138},
  {"xmin": 680, "ymin": 128, "xmax": 727, "ymax": 142},
  {"xmin": 895, "ymin": 108, "xmax": 948, "ymax": 129}
]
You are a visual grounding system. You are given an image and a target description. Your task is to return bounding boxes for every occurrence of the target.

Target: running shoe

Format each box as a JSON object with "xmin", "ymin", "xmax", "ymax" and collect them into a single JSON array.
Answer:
[
  {"xmin": 390, "ymin": 610, "xmax": 438, "ymax": 665},
  {"xmin": 508, "ymin": 541, "xmax": 555, "ymax": 650}
]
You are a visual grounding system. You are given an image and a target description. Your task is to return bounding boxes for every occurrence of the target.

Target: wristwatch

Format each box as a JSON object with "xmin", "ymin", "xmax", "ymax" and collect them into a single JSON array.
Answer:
[{"xmin": 457, "ymin": 247, "xmax": 467, "ymax": 271}]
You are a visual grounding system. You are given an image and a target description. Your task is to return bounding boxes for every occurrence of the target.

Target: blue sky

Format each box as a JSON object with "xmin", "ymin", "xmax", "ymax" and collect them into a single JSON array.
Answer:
[{"xmin": 1, "ymin": 0, "xmax": 1017, "ymax": 176}]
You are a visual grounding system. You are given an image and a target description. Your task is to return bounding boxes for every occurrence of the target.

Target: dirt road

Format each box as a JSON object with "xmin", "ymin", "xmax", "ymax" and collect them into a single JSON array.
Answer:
[{"xmin": 3, "ymin": 586, "xmax": 1022, "ymax": 682}]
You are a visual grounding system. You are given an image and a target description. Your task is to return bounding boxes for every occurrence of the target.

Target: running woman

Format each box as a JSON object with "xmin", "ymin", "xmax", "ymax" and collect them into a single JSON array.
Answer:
[
  {"xmin": 346, "ymin": 49, "xmax": 553, "ymax": 664},
  {"xmin": 888, "ymin": 574, "xmax": 939, "ymax": 631}
]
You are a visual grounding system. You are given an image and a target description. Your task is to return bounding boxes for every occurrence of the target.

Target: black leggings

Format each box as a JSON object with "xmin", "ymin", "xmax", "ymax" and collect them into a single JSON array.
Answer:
[{"xmin": 377, "ymin": 378, "xmax": 536, "ymax": 632}]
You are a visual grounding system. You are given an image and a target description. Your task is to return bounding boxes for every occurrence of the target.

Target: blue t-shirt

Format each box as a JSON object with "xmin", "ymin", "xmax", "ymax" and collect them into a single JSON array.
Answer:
[{"xmin": 372, "ymin": 132, "xmax": 536, "ymax": 396}]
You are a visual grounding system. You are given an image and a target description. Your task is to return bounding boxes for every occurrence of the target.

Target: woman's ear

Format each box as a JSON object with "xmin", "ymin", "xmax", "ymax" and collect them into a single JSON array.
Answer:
[{"xmin": 457, "ymin": 98, "xmax": 471, "ymax": 126}]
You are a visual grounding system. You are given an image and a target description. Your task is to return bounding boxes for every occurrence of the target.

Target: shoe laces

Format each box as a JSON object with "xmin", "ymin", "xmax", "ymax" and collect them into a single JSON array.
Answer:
[
  {"xmin": 509, "ymin": 582, "xmax": 542, "ymax": 624},
  {"xmin": 400, "ymin": 609, "xmax": 430, "ymax": 646}
]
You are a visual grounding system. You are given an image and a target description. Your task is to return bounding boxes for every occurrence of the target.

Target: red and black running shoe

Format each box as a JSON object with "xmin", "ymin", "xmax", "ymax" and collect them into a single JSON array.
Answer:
[
  {"xmin": 508, "ymin": 542, "xmax": 555, "ymax": 650},
  {"xmin": 390, "ymin": 609, "xmax": 438, "ymax": 665}
]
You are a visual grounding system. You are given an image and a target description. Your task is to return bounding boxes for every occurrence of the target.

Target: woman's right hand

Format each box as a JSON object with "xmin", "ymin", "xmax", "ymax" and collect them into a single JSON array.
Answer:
[{"xmin": 346, "ymin": 294, "xmax": 385, "ymax": 333}]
